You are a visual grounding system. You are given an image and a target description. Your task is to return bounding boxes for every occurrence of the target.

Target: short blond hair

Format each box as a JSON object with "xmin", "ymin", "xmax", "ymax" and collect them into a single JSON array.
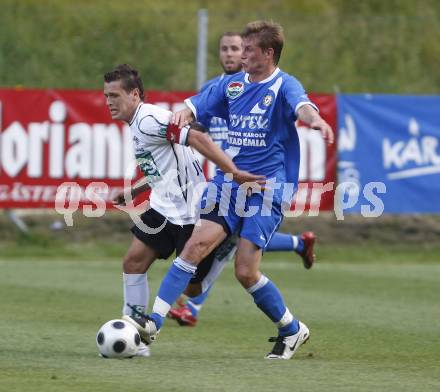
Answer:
[{"xmin": 241, "ymin": 21, "xmax": 284, "ymax": 65}]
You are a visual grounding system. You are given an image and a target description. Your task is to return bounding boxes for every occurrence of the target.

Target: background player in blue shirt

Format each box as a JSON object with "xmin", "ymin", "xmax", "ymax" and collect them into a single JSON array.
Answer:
[
  {"xmin": 125, "ymin": 21, "xmax": 333, "ymax": 360},
  {"xmin": 169, "ymin": 31, "xmax": 317, "ymax": 327}
]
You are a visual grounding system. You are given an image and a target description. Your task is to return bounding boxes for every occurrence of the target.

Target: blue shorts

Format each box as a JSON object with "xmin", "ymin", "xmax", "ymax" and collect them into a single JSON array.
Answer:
[{"xmin": 199, "ymin": 175, "xmax": 291, "ymax": 249}]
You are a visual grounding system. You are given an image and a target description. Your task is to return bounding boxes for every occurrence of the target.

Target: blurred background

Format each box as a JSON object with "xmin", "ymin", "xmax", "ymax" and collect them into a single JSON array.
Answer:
[{"xmin": 2, "ymin": 0, "xmax": 440, "ymax": 93}]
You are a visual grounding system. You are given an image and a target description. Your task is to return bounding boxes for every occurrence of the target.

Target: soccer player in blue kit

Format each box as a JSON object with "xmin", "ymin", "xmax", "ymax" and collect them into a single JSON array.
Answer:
[
  {"xmin": 125, "ymin": 21, "xmax": 334, "ymax": 359},
  {"xmin": 168, "ymin": 31, "xmax": 317, "ymax": 327}
]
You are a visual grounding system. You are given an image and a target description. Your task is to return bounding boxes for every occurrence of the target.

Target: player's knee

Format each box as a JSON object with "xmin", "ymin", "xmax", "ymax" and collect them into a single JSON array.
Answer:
[
  {"xmin": 123, "ymin": 253, "xmax": 146, "ymax": 273},
  {"xmin": 234, "ymin": 267, "xmax": 258, "ymax": 288},
  {"xmin": 181, "ymin": 238, "xmax": 209, "ymax": 262}
]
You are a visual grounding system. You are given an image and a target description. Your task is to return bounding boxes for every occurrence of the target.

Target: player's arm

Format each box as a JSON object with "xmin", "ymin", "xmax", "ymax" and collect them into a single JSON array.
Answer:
[
  {"xmin": 283, "ymin": 76, "xmax": 334, "ymax": 145},
  {"xmin": 172, "ymin": 80, "xmax": 228, "ymax": 128},
  {"xmin": 297, "ymin": 104, "xmax": 334, "ymax": 145},
  {"xmin": 112, "ymin": 177, "xmax": 151, "ymax": 206},
  {"xmin": 166, "ymin": 122, "xmax": 265, "ymax": 185}
]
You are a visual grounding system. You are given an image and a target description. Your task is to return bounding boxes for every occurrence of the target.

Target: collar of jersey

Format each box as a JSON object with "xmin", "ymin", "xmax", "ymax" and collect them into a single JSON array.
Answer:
[
  {"xmin": 129, "ymin": 102, "xmax": 143, "ymax": 126},
  {"xmin": 244, "ymin": 67, "xmax": 280, "ymax": 84}
]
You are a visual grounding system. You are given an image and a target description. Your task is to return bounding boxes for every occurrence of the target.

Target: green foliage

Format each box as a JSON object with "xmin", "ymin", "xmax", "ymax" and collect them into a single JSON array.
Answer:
[{"xmin": 1, "ymin": 0, "xmax": 440, "ymax": 92}]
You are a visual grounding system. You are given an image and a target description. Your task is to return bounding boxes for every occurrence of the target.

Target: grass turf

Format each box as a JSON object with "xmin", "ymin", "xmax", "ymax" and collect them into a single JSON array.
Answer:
[{"xmin": 0, "ymin": 254, "xmax": 439, "ymax": 392}]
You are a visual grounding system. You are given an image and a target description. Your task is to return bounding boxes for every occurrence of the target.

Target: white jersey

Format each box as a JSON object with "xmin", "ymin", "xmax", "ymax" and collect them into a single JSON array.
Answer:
[{"xmin": 129, "ymin": 103, "xmax": 206, "ymax": 225}]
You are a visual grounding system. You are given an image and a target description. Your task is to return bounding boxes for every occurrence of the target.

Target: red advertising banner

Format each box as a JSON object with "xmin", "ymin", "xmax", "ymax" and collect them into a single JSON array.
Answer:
[
  {"xmin": 0, "ymin": 89, "xmax": 336, "ymax": 211},
  {"xmin": 294, "ymin": 93, "xmax": 337, "ymax": 214}
]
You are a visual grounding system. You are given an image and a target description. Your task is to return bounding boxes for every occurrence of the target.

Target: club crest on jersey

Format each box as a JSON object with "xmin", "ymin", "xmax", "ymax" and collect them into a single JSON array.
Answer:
[
  {"xmin": 226, "ymin": 81, "xmax": 244, "ymax": 99},
  {"xmin": 262, "ymin": 94, "xmax": 273, "ymax": 107}
]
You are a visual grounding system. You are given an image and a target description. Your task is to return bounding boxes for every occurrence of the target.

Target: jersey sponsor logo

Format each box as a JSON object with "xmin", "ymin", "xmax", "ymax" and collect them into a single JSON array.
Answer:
[
  {"xmin": 227, "ymin": 136, "xmax": 267, "ymax": 147},
  {"xmin": 227, "ymin": 130, "xmax": 267, "ymax": 148},
  {"xmin": 226, "ymin": 81, "xmax": 245, "ymax": 99},
  {"xmin": 158, "ymin": 126, "xmax": 167, "ymax": 137},
  {"xmin": 229, "ymin": 114, "xmax": 269, "ymax": 130},
  {"xmin": 135, "ymin": 151, "xmax": 161, "ymax": 179}
]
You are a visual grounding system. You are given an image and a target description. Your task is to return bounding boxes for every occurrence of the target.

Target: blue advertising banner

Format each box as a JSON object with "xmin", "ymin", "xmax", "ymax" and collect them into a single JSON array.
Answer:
[{"xmin": 337, "ymin": 94, "xmax": 440, "ymax": 213}]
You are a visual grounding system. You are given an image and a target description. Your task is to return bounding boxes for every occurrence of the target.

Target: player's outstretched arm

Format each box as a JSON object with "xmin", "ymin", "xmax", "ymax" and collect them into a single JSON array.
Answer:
[
  {"xmin": 297, "ymin": 104, "xmax": 334, "ymax": 144},
  {"xmin": 187, "ymin": 126, "xmax": 265, "ymax": 186}
]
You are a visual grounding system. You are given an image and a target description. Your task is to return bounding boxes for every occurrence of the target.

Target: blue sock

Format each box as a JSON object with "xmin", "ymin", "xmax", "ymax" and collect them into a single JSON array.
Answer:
[
  {"xmin": 266, "ymin": 232, "xmax": 294, "ymax": 251},
  {"xmin": 295, "ymin": 236, "xmax": 305, "ymax": 253},
  {"xmin": 266, "ymin": 232, "xmax": 305, "ymax": 253},
  {"xmin": 248, "ymin": 275, "xmax": 299, "ymax": 336},
  {"xmin": 150, "ymin": 257, "xmax": 196, "ymax": 329},
  {"xmin": 267, "ymin": 233, "xmax": 305, "ymax": 254},
  {"xmin": 187, "ymin": 286, "xmax": 212, "ymax": 317}
]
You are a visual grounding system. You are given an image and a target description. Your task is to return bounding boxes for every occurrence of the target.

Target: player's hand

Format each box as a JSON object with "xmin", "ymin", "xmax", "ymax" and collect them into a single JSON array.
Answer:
[
  {"xmin": 231, "ymin": 170, "xmax": 266, "ymax": 187},
  {"xmin": 171, "ymin": 108, "xmax": 195, "ymax": 128},
  {"xmin": 310, "ymin": 118, "xmax": 334, "ymax": 145},
  {"xmin": 112, "ymin": 191, "xmax": 129, "ymax": 206}
]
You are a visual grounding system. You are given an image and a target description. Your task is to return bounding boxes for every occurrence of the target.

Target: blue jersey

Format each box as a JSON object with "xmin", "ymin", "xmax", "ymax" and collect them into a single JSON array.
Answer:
[
  {"xmin": 200, "ymin": 75, "xmax": 229, "ymax": 151},
  {"xmin": 186, "ymin": 68, "xmax": 317, "ymax": 184}
]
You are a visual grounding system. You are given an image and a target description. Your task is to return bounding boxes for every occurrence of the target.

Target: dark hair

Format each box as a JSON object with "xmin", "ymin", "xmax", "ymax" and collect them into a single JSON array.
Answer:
[
  {"xmin": 241, "ymin": 21, "xmax": 284, "ymax": 65},
  {"xmin": 104, "ymin": 64, "xmax": 145, "ymax": 101}
]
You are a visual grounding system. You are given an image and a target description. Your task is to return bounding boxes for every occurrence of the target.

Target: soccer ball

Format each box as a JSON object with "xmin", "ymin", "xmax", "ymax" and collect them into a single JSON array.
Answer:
[{"xmin": 96, "ymin": 319, "xmax": 141, "ymax": 358}]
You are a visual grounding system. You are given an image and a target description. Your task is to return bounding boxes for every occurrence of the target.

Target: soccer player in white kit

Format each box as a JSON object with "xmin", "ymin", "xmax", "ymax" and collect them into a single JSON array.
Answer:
[{"xmin": 103, "ymin": 64, "xmax": 262, "ymax": 357}]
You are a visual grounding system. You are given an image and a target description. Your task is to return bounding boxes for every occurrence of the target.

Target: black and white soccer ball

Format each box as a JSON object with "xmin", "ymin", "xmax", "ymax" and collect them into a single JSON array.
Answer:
[{"xmin": 96, "ymin": 319, "xmax": 141, "ymax": 358}]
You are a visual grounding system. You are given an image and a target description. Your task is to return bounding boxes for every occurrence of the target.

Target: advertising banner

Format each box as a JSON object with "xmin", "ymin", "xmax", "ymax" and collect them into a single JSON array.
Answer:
[
  {"xmin": 337, "ymin": 94, "xmax": 440, "ymax": 213},
  {"xmin": 0, "ymin": 89, "xmax": 190, "ymax": 208},
  {"xmin": 0, "ymin": 89, "xmax": 336, "ymax": 211},
  {"xmin": 291, "ymin": 94, "xmax": 337, "ymax": 213}
]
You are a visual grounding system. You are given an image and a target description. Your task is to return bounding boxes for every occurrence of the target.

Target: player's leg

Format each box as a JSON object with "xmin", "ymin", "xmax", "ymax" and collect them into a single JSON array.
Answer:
[
  {"xmin": 127, "ymin": 180, "xmax": 241, "ymax": 343},
  {"xmin": 187, "ymin": 237, "xmax": 237, "ymax": 319},
  {"xmin": 265, "ymin": 232, "xmax": 296, "ymax": 251},
  {"xmin": 122, "ymin": 236, "xmax": 157, "ymax": 317},
  {"xmin": 148, "ymin": 219, "xmax": 227, "ymax": 330},
  {"xmin": 235, "ymin": 237, "xmax": 309, "ymax": 359},
  {"xmin": 235, "ymin": 237, "xmax": 298, "ymax": 333},
  {"xmin": 124, "ymin": 218, "xmax": 229, "ymax": 344},
  {"xmin": 169, "ymin": 227, "xmax": 315, "ymax": 327},
  {"xmin": 237, "ymin": 193, "xmax": 309, "ymax": 359},
  {"xmin": 265, "ymin": 231, "xmax": 316, "ymax": 269},
  {"xmin": 167, "ymin": 284, "xmax": 210, "ymax": 327},
  {"xmin": 124, "ymin": 207, "xmax": 177, "ymax": 318},
  {"xmin": 122, "ymin": 237, "xmax": 158, "ymax": 357},
  {"xmin": 169, "ymin": 236, "xmax": 237, "ymax": 326},
  {"xmin": 122, "ymin": 208, "xmax": 185, "ymax": 346},
  {"xmin": 168, "ymin": 285, "xmax": 213, "ymax": 327}
]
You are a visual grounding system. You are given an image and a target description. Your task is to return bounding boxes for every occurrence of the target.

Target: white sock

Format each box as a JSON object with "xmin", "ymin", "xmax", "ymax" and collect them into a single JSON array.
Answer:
[
  {"xmin": 122, "ymin": 273, "xmax": 149, "ymax": 315},
  {"xmin": 152, "ymin": 296, "xmax": 171, "ymax": 318},
  {"xmin": 187, "ymin": 300, "xmax": 203, "ymax": 313},
  {"xmin": 276, "ymin": 308, "xmax": 294, "ymax": 328},
  {"xmin": 292, "ymin": 235, "xmax": 299, "ymax": 250}
]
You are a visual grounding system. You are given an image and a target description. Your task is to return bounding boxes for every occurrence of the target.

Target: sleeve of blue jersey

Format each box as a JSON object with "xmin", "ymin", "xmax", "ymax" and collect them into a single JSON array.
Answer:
[
  {"xmin": 282, "ymin": 75, "xmax": 318, "ymax": 121},
  {"xmin": 185, "ymin": 78, "xmax": 229, "ymax": 124}
]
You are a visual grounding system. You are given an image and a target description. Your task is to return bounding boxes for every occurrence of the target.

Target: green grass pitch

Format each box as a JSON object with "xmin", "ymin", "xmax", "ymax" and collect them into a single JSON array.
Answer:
[{"xmin": 1, "ymin": 254, "xmax": 439, "ymax": 392}]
